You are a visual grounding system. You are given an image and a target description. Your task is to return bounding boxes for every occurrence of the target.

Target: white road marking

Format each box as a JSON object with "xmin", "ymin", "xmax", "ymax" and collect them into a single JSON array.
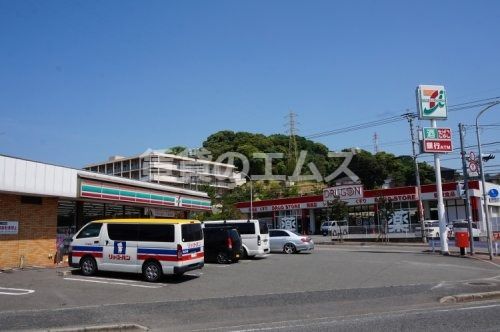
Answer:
[
  {"xmin": 64, "ymin": 277, "xmax": 163, "ymax": 288},
  {"xmin": 431, "ymin": 281, "xmax": 446, "ymax": 290},
  {"xmin": 77, "ymin": 276, "xmax": 140, "ymax": 283},
  {"xmin": 0, "ymin": 287, "xmax": 35, "ymax": 296},
  {"xmin": 185, "ymin": 272, "xmax": 203, "ymax": 276}
]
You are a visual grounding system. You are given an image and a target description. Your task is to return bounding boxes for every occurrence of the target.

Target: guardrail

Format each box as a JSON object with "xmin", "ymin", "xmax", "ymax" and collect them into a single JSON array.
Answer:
[{"xmin": 324, "ymin": 225, "xmax": 423, "ymax": 240}]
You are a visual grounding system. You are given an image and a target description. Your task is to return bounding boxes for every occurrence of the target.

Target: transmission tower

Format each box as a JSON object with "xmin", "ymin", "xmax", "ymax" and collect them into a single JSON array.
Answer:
[
  {"xmin": 285, "ymin": 111, "xmax": 299, "ymax": 165},
  {"xmin": 373, "ymin": 132, "xmax": 379, "ymax": 153}
]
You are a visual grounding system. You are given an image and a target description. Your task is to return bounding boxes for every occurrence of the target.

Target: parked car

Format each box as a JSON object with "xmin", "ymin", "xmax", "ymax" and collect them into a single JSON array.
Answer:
[
  {"xmin": 415, "ymin": 220, "xmax": 452, "ymax": 238},
  {"xmin": 449, "ymin": 220, "xmax": 481, "ymax": 239},
  {"xmin": 269, "ymin": 229, "xmax": 314, "ymax": 254},
  {"xmin": 320, "ymin": 220, "xmax": 348, "ymax": 236},
  {"xmin": 202, "ymin": 226, "xmax": 242, "ymax": 264}
]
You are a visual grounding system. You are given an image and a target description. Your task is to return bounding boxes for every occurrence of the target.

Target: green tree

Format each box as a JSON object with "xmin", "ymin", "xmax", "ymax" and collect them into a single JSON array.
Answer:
[
  {"xmin": 376, "ymin": 196, "xmax": 395, "ymax": 243},
  {"xmin": 328, "ymin": 198, "xmax": 349, "ymax": 221},
  {"xmin": 167, "ymin": 146, "xmax": 188, "ymax": 155}
]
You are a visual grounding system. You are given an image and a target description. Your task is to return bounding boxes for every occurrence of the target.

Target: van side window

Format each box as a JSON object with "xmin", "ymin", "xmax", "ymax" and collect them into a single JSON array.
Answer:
[
  {"xmin": 108, "ymin": 224, "xmax": 139, "ymax": 241},
  {"xmin": 76, "ymin": 223, "xmax": 102, "ymax": 239},
  {"xmin": 182, "ymin": 224, "xmax": 203, "ymax": 242},
  {"xmin": 139, "ymin": 224, "xmax": 174, "ymax": 242},
  {"xmin": 227, "ymin": 223, "xmax": 255, "ymax": 235}
]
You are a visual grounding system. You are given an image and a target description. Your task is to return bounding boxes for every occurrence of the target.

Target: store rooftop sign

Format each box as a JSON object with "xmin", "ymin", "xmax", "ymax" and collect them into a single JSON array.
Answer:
[
  {"xmin": 416, "ymin": 85, "xmax": 448, "ymax": 120},
  {"xmin": 323, "ymin": 184, "xmax": 364, "ymax": 202}
]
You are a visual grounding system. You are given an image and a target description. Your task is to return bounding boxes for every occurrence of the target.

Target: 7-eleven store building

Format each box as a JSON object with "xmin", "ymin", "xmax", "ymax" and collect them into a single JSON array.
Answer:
[
  {"xmin": 0, "ymin": 154, "xmax": 211, "ymax": 269},
  {"xmin": 235, "ymin": 181, "xmax": 500, "ymax": 238}
]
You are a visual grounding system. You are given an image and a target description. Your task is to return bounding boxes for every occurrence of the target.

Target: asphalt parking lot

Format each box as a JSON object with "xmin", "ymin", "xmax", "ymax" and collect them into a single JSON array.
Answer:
[{"xmin": 1, "ymin": 244, "xmax": 499, "ymax": 331}]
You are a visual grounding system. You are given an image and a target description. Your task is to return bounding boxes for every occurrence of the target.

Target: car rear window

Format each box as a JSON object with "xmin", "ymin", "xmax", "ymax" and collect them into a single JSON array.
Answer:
[{"xmin": 182, "ymin": 223, "xmax": 203, "ymax": 242}]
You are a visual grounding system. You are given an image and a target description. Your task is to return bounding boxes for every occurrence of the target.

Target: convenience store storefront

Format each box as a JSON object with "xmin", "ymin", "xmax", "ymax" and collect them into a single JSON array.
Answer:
[
  {"xmin": 235, "ymin": 180, "xmax": 498, "ymax": 238},
  {"xmin": 0, "ymin": 155, "xmax": 211, "ymax": 269}
]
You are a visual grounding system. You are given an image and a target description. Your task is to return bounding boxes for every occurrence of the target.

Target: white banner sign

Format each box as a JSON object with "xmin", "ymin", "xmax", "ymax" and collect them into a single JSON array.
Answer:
[
  {"xmin": 0, "ymin": 221, "xmax": 19, "ymax": 235},
  {"xmin": 239, "ymin": 201, "xmax": 326, "ymax": 213},
  {"xmin": 280, "ymin": 217, "xmax": 296, "ymax": 231},
  {"xmin": 388, "ymin": 211, "xmax": 409, "ymax": 233},
  {"xmin": 323, "ymin": 185, "xmax": 364, "ymax": 202}
]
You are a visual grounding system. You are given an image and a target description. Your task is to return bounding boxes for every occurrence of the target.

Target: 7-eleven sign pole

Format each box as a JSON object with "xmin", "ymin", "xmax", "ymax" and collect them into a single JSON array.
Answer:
[
  {"xmin": 431, "ymin": 119, "xmax": 449, "ymax": 254},
  {"xmin": 417, "ymin": 85, "xmax": 450, "ymax": 255}
]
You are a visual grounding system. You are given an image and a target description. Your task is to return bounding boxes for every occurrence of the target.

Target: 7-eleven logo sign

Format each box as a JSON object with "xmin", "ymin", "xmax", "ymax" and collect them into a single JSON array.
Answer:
[{"xmin": 417, "ymin": 85, "xmax": 448, "ymax": 120}]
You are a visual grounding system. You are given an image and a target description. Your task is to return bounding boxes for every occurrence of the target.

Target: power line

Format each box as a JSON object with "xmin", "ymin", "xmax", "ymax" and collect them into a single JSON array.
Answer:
[
  {"xmin": 304, "ymin": 96, "xmax": 500, "ymax": 140},
  {"xmin": 306, "ymin": 115, "xmax": 404, "ymax": 139}
]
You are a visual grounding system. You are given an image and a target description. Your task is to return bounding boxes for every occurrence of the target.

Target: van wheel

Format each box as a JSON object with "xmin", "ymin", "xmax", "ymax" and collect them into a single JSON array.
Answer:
[
  {"xmin": 80, "ymin": 256, "xmax": 97, "ymax": 276},
  {"xmin": 216, "ymin": 252, "xmax": 229, "ymax": 264},
  {"xmin": 143, "ymin": 261, "xmax": 162, "ymax": 282},
  {"xmin": 240, "ymin": 247, "xmax": 248, "ymax": 259},
  {"xmin": 283, "ymin": 243, "xmax": 296, "ymax": 254}
]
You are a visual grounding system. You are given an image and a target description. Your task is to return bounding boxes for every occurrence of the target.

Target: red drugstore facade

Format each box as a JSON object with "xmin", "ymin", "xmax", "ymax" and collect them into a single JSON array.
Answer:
[{"xmin": 235, "ymin": 180, "xmax": 499, "ymax": 239}]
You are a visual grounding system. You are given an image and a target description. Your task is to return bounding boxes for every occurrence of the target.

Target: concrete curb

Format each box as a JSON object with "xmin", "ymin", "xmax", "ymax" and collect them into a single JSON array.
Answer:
[
  {"xmin": 315, "ymin": 241, "xmax": 428, "ymax": 248},
  {"xmin": 46, "ymin": 323, "xmax": 149, "ymax": 331},
  {"xmin": 439, "ymin": 291, "xmax": 500, "ymax": 304}
]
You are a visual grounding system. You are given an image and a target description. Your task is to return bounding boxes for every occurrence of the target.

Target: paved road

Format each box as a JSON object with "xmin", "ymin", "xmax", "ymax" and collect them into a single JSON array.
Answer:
[{"xmin": 1, "ymin": 244, "xmax": 499, "ymax": 331}]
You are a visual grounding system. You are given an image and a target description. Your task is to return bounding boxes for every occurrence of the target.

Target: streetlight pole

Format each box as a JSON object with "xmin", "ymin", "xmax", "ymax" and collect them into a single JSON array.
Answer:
[{"xmin": 475, "ymin": 101, "xmax": 499, "ymax": 261}]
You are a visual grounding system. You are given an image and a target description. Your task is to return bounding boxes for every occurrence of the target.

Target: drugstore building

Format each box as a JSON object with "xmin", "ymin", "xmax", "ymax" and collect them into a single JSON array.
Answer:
[{"xmin": 235, "ymin": 181, "xmax": 500, "ymax": 238}]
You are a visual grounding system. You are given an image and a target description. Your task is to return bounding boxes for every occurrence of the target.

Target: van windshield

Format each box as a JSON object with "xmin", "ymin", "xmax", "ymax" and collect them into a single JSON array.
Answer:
[{"xmin": 182, "ymin": 224, "xmax": 203, "ymax": 242}]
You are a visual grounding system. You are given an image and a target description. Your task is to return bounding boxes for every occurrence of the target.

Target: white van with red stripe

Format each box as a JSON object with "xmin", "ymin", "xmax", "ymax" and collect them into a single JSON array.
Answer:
[{"xmin": 69, "ymin": 219, "xmax": 204, "ymax": 282}]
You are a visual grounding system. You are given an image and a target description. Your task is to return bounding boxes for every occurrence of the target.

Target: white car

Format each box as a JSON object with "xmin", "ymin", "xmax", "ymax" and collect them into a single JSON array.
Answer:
[
  {"xmin": 416, "ymin": 220, "xmax": 451, "ymax": 238},
  {"xmin": 269, "ymin": 229, "xmax": 314, "ymax": 254},
  {"xmin": 320, "ymin": 220, "xmax": 349, "ymax": 236},
  {"xmin": 449, "ymin": 220, "xmax": 481, "ymax": 239}
]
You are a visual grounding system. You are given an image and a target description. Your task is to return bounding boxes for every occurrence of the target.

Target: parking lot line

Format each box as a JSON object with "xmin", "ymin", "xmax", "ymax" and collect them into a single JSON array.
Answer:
[
  {"xmin": 63, "ymin": 277, "xmax": 163, "ymax": 288},
  {"xmin": 0, "ymin": 287, "xmax": 35, "ymax": 296},
  {"xmin": 77, "ymin": 276, "xmax": 142, "ymax": 283}
]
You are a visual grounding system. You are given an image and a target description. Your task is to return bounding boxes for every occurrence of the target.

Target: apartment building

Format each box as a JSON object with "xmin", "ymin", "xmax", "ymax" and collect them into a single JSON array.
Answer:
[{"xmin": 84, "ymin": 149, "xmax": 241, "ymax": 192}]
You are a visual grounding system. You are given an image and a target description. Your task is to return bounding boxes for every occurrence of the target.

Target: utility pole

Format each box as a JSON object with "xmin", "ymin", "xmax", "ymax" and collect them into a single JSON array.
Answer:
[
  {"xmin": 406, "ymin": 112, "xmax": 426, "ymax": 243},
  {"xmin": 458, "ymin": 123, "xmax": 474, "ymax": 254},
  {"xmin": 285, "ymin": 111, "xmax": 299, "ymax": 167},
  {"xmin": 373, "ymin": 132, "xmax": 379, "ymax": 154}
]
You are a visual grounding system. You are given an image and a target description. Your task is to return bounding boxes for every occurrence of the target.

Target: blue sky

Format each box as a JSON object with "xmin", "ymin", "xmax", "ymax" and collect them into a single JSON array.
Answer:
[{"xmin": 1, "ymin": 0, "xmax": 499, "ymax": 172}]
